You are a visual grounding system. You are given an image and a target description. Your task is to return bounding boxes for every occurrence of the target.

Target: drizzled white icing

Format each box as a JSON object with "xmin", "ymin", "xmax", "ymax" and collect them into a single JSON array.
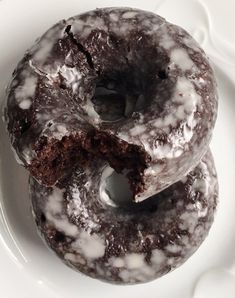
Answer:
[
  {"xmin": 45, "ymin": 187, "xmax": 78, "ymax": 237},
  {"xmin": 183, "ymin": 35, "xmax": 202, "ymax": 52},
  {"xmin": 43, "ymin": 187, "xmax": 105, "ymax": 260},
  {"xmin": 193, "ymin": 160, "xmax": 211, "ymax": 197},
  {"xmin": 15, "ymin": 76, "xmax": 37, "ymax": 109},
  {"xmin": 19, "ymin": 99, "xmax": 32, "ymax": 109},
  {"xmin": 60, "ymin": 65, "xmax": 82, "ymax": 93},
  {"xmin": 151, "ymin": 249, "xmax": 167, "ymax": 266},
  {"xmin": 34, "ymin": 40, "xmax": 54, "ymax": 62},
  {"xmin": 122, "ymin": 11, "xmax": 139, "ymax": 19},
  {"xmin": 109, "ymin": 253, "xmax": 155, "ymax": 282},
  {"xmin": 109, "ymin": 13, "xmax": 119, "ymax": 22},
  {"xmin": 166, "ymin": 244, "xmax": 182, "ymax": 253},
  {"xmin": 51, "ymin": 124, "xmax": 69, "ymax": 139},
  {"xmin": 69, "ymin": 19, "xmax": 86, "ymax": 33},
  {"xmin": 129, "ymin": 125, "xmax": 146, "ymax": 137},
  {"xmin": 64, "ymin": 252, "xmax": 86, "ymax": 264},
  {"xmin": 83, "ymin": 100, "xmax": 100, "ymax": 124},
  {"xmin": 71, "ymin": 232, "xmax": 105, "ymax": 259},
  {"xmin": 170, "ymin": 48, "xmax": 195, "ymax": 71},
  {"xmin": 180, "ymin": 211, "xmax": 199, "ymax": 234},
  {"xmin": 67, "ymin": 185, "xmax": 99, "ymax": 230},
  {"xmin": 159, "ymin": 31, "xmax": 175, "ymax": 50},
  {"xmin": 109, "ymin": 257, "xmax": 125, "ymax": 268},
  {"xmin": 125, "ymin": 253, "xmax": 146, "ymax": 269},
  {"xmin": 119, "ymin": 76, "xmax": 200, "ymax": 165},
  {"xmin": 195, "ymin": 201, "xmax": 208, "ymax": 218},
  {"xmin": 40, "ymin": 121, "xmax": 71, "ymax": 141},
  {"xmin": 32, "ymin": 23, "xmax": 64, "ymax": 63},
  {"xmin": 71, "ymin": 17, "xmax": 107, "ymax": 38},
  {"xmin": 67, "ymin": 186, "xmax": 81, "ymax": 216}
]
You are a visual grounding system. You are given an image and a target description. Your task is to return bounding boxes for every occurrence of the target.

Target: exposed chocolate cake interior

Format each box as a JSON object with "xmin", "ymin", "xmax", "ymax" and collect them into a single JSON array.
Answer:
[{"xmin": 30, "ymin": 132, "xmax": 150, "ymax": 194}]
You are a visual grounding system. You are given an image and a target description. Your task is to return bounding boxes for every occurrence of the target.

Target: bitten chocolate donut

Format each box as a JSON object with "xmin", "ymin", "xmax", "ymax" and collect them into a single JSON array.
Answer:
[
  {"xmin": 29, "ymin": 150, "xmax": 218, "ymax": 284},
  {"xmin": 4, "ymin": 7, "xmax": 218, "ymax": 201}
]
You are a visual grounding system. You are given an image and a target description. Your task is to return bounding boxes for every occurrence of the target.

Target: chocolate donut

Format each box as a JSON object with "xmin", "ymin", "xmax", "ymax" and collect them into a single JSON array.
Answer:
[
  {"xmin": 4, "ymin": 8, "xmax": 218, "ymax": 201},
  {"xmin": 29, "ymin": 150, "xmax": 218, "ymax": 284}
]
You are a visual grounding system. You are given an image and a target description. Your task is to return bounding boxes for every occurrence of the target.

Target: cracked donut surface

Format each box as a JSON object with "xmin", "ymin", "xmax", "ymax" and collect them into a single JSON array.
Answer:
[{"xmin": 4, "ymin": 7, "xmax": 218, "ymax": 201}]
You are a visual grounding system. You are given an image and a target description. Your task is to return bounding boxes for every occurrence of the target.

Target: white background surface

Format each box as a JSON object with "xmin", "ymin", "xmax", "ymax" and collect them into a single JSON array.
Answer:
[{"xmin": 0, "ymin": 0, "xmax": 235, "ymax": 297}]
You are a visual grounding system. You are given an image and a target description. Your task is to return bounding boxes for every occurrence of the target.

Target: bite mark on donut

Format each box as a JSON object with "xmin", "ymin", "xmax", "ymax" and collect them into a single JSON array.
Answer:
[{"xmin": 29, "ymin": 130, "xmax": 151, "ymax": 200}]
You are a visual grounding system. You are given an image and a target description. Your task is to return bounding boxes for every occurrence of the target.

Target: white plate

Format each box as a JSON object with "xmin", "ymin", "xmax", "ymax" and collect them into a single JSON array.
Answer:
[{"xmin": 0, "ymin": 0, "xmax": 235, "ymax": 297}]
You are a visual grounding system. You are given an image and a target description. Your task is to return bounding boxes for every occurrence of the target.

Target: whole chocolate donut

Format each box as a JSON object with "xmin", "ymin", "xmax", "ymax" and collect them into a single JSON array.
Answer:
[
  {"xmin": 4, "ymin": 7, "xmax": 218, "ymax": 201},
  {"xmin": 29, "ymin": 150, "xmax": 218, "ymax": 284}
]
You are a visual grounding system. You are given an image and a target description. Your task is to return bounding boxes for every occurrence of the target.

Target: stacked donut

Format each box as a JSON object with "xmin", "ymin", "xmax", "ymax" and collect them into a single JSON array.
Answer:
[{"xmin": 4, "ymin": 8, "xmax": 218, "ymax": 284}]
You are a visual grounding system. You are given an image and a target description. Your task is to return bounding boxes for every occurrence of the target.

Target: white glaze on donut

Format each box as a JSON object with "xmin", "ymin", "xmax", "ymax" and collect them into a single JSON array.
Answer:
[
  {"xmin": 32, "ymin": 23, "xmax": 65, "ymax": 64},
  {"xmin": 45, "ymin": 187, "xmax": 78, "ymax": 237},
  {"xmin": 59, "ymin": 65, "xmax": 82, "ymax": 93},
  {"xmin": 15, "ymin": 76, "xmax": 37, "ymax": 109},
  {"xmin": 170, "ymin": 48, "xmax": 195, "ymax": 71},
  {"xmin": 71, "ymin": 232, "xmax": 105, "ymax": 259},
  {"xmin": 43, "ymin": 186, "xmax": 106, "ymax": 261}
]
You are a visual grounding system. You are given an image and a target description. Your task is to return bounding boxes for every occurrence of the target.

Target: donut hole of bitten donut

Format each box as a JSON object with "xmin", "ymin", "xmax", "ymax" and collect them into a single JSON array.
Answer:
[
  {"xmin": 91, "ymin": 73, "xmax": 148, "ymax": 122},
  {"xmin": 90, "ymin": 34, "xmax": 171, "ymax": 122},
  {"xmin": 91, "ymin": 81, "xmax": 127, "ymax": 122}
]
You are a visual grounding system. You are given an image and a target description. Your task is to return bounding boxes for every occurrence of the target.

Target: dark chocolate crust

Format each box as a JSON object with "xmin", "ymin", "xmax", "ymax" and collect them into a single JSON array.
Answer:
[
  {"xmin": 29, "ymin": 150, "xmax": 218, "ymax": 284},
  {"xmin": 4, "ymin": 8, "xmax": 218, "ymax": 201}
]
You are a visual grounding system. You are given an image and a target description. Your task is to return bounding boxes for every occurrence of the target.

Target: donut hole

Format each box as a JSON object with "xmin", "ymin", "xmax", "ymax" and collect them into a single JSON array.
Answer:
[
  {"xmin": 91, "ymin": 74, "xmax": 146, "ymax": 122},
  {"xmin": 100, "ymin": 167, "xmax": 133, "ymax": 207},
  {"xmin": 91, "ymin": 82, "xmax": 127, "ymax": 122},
  {"xmin": 90, "ymin": 36, "xmax": 171, "ymax": 122}
]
